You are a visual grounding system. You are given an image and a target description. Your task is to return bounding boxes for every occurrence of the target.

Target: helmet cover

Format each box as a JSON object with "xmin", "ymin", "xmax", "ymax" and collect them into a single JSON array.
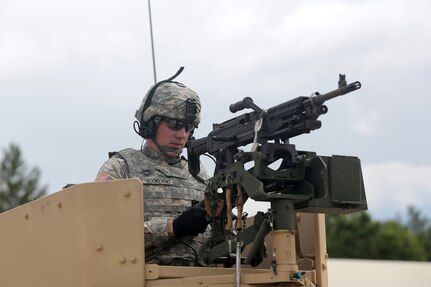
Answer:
[{"xmin": 135, "ymin": 82, "xmax": 201, "ymax": 126}]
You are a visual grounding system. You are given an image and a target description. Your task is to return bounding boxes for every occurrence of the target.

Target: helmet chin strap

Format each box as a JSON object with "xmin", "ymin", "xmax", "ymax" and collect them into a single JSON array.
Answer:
[{"xmin": 152, "ymin": 138, "xmax": 182, "ymax": 163}]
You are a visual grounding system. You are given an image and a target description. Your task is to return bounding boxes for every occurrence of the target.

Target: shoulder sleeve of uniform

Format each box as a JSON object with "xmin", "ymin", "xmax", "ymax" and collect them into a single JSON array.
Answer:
[{"xmin": 95, "ymin": 155, "xmax": 129, "ymax": 181}]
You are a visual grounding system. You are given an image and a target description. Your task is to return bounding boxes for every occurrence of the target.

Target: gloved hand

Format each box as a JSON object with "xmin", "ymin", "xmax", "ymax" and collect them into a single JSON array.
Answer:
[{"xmin": 172, "ymin": 206, "xmax": 209, "ymax": 237}]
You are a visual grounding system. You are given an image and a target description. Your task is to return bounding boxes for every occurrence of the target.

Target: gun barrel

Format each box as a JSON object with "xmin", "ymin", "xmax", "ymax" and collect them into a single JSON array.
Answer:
[{"xmin": 313, "ymin": 81, "xmax": 361, "ymax": 105}]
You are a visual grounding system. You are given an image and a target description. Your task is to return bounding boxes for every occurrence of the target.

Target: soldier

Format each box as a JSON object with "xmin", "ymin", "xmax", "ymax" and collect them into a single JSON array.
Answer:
[{"xmin": 95, "ymin": 69, "xmax": 211, "ymax": 266}]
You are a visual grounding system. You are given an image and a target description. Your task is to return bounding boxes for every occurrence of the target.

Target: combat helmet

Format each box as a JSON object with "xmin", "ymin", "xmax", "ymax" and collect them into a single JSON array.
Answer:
[{"xmin": 134, "ymin": 67, "xmax": 201, "ymax": 139}]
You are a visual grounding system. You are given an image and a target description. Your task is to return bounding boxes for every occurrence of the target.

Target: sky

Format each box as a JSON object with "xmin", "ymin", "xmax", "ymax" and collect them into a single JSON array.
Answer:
[{"xmin": 1, "ymin": 0, "xmax": 430, "ymax": 221}]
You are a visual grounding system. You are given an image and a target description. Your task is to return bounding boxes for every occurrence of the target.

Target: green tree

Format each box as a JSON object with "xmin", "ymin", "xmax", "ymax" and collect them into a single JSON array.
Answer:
[
  {"xmin": 326, "ymin": 211, "xmax": 426, "ymax": 261},
  {"xmin": 405, "ymin": 206, "xmax": 431, "ymax": 260},
  {"xmin": 373, "ymin": 219, "xmax": 426, "ymax": 260},
  {"xmin": 0, "ymin": 143, "xmax": 47, "ymax": 212},
  {"xmin": 326, "ymin": 212, "xmax": 379, "ymax": 259}
]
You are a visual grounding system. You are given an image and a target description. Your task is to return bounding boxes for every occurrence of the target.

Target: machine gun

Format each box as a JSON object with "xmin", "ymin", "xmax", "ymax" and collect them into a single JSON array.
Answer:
[
  {"xmin": 187, "ymin": 75, "xmax": 367, "ymax": 274},
  {"xmin": 188, "ymin": 74, "xmax": 360, "ymax": 178}
]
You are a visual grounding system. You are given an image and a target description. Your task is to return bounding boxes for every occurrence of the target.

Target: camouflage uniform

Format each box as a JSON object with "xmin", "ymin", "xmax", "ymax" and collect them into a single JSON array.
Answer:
[
  {"xmin": 96, "ymin": 146, "xmax": 210, "ymax": 265},
  {"xmin": 96, "ymin": 77, "xmax": 211, "ymax": 266}
]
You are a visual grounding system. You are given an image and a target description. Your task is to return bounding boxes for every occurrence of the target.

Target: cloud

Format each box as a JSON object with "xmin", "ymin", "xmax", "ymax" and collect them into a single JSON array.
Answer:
[
  {"xmin": 351, "ymin": 110, "xmax": 381, "ymax": 136},
  {"xmin": 363, "ymin": 162, "xmax": 431, "ymax": 220},
  {"xmin": 0, "ymin": 0, "xmax": 146, "ymax": 79},
  {"xmin": 1, "ymin": 0, "xmax": 431, "ymax": 222}
]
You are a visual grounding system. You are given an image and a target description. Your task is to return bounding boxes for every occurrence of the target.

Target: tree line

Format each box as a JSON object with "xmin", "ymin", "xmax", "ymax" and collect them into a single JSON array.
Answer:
[
  {"xmin": 326, "ymin": 208, "xmax": 431, "ymax": 261},
  {"xmin": 0, "ymin": 143, "xmax": 47, "ymax": 213},
  {"xmin": 1, "ymin": 143, "xmax": 430, "ymax": 261}
]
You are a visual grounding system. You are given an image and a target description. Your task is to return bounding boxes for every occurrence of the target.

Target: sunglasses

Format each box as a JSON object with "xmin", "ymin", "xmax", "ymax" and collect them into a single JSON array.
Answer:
[{"xmin": 163, "ymin": 118, "xmax": 195, "ymax": 132}]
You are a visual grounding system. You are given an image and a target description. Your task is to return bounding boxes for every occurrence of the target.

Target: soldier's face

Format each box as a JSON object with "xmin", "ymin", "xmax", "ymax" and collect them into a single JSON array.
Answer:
[{"xmin": 148, "ymin": 120, "xmax": 190, "ymax": 158}]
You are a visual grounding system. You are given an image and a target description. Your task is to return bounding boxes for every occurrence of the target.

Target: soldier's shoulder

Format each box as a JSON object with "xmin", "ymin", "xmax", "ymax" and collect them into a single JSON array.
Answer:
[{"xmin": 109, "ymin": 148, "xmax": 140, "ymax": 158}]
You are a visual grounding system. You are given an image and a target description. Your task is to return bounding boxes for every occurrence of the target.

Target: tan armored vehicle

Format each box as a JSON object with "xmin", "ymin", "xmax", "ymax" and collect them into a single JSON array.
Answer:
[{"xmin": 0, "ymin": 173, "xmax": 366, "ymax": 286}]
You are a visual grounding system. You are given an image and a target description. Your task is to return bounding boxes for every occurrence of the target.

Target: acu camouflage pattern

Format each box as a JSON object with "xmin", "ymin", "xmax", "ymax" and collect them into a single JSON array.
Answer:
[
  {"xmin": 96, "ymin": 145, "xmax": 211, "ymax": 266},
  {"xmin": 135, "ymin": 82, "xmax": 201, "ymax": 125}
]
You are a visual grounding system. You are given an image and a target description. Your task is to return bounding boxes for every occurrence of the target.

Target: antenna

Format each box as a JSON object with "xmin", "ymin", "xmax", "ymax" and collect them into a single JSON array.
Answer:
[{"xmin": 147, "ymin": 0, "xmax": 157, "ymax": 83}]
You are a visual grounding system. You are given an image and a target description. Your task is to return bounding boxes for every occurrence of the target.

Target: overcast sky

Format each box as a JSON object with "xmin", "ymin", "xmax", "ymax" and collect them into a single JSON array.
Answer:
[{"xmin": 1, "ymin": 0, "xmax": 430, "ymax": 221}]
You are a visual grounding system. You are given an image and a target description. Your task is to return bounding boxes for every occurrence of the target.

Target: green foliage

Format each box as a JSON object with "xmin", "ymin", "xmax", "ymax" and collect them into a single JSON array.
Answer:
[
  {"xmin": 326, "ymin": 210, "xmax": 429, "ymax": 261},
  {"xmin": 405, "ymin": 206, "xmax": 431, "ymax": 261},
  {"xmin": 0, "ymin": 143, "xmax": 47, "ymax": 213},
  {"xmin": 373, "ymin": 220, "xmax": 425, "ymax": 260}
]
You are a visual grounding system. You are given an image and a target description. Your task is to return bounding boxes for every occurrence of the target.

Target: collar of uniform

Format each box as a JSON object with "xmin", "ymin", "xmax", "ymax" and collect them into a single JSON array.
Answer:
[{"xmin": 142, "ymin": 143, "xmax": 182, "ymax": 166}]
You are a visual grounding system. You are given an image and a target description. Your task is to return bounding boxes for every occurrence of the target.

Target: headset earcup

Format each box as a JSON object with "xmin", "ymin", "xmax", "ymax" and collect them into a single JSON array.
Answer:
[{"xmin": 141, "ymin": 119, "xmax": 157, "ymax": 139}]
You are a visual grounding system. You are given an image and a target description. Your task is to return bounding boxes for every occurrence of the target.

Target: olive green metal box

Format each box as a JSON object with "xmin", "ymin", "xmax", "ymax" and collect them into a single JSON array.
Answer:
[{"xmin": 296, "ymin": 155, "xmax": 367, "ymax": 214}]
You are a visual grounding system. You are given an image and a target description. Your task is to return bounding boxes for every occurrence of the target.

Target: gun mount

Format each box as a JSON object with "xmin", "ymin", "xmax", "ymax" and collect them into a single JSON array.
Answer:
[{"xmin": 187, "ymin": 75, "xmax": 367, "ymax": 283}]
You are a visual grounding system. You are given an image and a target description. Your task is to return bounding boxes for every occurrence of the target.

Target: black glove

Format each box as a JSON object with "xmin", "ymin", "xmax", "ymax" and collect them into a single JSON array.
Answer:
[{"xmin": 172, "ymin": 206, "xmax": 209, "ymax": 237}]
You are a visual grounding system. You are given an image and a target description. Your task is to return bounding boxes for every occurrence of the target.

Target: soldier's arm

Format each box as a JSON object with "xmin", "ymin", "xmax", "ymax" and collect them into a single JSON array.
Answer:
[{"xmin": 144, "ymin": 218, "xmax": 174, "ymax": 250}]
